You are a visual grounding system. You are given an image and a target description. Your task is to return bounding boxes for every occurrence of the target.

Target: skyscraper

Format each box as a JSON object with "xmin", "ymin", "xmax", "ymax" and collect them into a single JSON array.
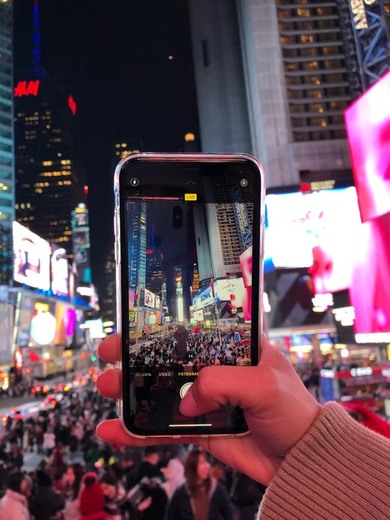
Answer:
[
  {"xmin": 189, "ymin": 0, "xmax": 390, "ymax": 187},
  {"xmin": 127, "ymin": 200, "xmax": 147, "ymax": 304},
  {"xmin": 13, "ymin": 2, "xmax": 85, "ymax": 257},
  {"xmin": 0, "ymin": 0, "xmax": 14, "ymax": 284},
  {"xmin": 14, "ymin": 72, "xmax": 85, "ymax": 254}
]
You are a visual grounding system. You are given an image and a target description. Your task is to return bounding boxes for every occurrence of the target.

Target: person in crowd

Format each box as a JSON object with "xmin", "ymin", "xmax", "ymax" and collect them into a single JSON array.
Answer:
[
  {"xmin": 7, "ymin": 439, "xmax": 24, "ymax": 470},
  {"xmin": 29, "ymin": 468, "xmax": 65, "ymax": 520},
  {"xmin": 99, "ymin": 471, "xmax": 127, "ymax": 519},
  {"xmin": 49, "ymin": 441, "xmax": 65, "ymax": 474},
  {"xmin": 96, "ymin": 333, "xmax": 390, "ymax": 519},
  {"xmin": 127, "ymin": 447, "xmax": 164, "ymax": 490},
  {"xmin": 43, "ymin": 425, "xmax": 56, "ymax": 457},
  {"xmin": 125, "ymin": 446, "xmax": 168, "ymax": 520},
  {"xmin": 230, "ymin": 470, "xmax": 266, "ymax": 520},
  {"xmin": 63, "ymin": 463, "xmax": 85, "ymax": 520},
  {"xmin": 0, "ymin": 470, "xmax": 32, "ymax": 519},
  {"xmin": 165, "ymin": 446, "xmax": 232, "ymax": 520},
  {"xmin": 79, "ymin": 471, "xmax": 113, "ymax": 519},
  {"xmin": 160, "ymin": 445, "xmax": 185, "ymax": 499}
]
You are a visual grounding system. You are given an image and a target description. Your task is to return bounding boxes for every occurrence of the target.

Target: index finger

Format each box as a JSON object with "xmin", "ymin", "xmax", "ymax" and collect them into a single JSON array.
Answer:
[{"xmin": 98, "ymin": 333, "xmax": 121, "ymax": 362}]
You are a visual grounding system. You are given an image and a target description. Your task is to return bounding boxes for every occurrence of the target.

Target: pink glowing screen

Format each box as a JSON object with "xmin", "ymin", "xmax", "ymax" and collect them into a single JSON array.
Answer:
[
  {"xmin": 265, "ymin": 185, "xmax": 390, "ymax": 336},
  {"xmin": 344, "ymin": 70, "xmax": 390, "ymax": 223}
]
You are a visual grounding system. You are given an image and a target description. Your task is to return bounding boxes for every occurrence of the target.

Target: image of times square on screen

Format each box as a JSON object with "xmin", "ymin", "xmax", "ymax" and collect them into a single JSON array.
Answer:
[{"xmin": 124, "ymin": 177, "xmax": 256, "ymax": 432}]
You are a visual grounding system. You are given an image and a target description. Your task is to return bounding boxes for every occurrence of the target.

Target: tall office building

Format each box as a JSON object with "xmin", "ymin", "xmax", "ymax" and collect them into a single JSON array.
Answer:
[
  {"xmin": 14, "ymin": 1, "xmax": 85, "ymax": 256},
  {"xmin": 146, "ymin": 247, "xmax": 165, "ymax": 298},
  {"xmin": 14, "ymin": 72, "xmax": 85, "ymax": 254},
  {"xmin": 0, "ymin": 0, "xmax": 14, "ymax": 285},
  {"xmin": 189, "ymin": 0, "xmax": 390, "ymax": 187},
  {"xmin": 127, "ymin": 200, "xmax": 147, "ymax": 304}
]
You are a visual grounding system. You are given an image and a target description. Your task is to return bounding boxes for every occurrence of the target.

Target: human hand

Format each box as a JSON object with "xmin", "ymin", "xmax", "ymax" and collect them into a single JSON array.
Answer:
[{"xmin": 96, "ymin": 334, "xmax": 321, "ymax": 486}]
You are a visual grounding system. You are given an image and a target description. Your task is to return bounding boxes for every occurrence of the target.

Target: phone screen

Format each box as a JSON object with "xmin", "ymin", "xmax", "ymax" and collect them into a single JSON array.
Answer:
[{"xmin": 116, "ymin": 155, "xmax": 264, "ymax": 436}]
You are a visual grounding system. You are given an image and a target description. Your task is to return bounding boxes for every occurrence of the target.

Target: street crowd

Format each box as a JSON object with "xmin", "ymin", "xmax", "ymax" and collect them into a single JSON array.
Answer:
[
  {"xmin": 0, "ymin": 376, "xmax": 266, "ymax": 520},
  {"xmin": 130, "ymin": 329, "xmax": 252, "ymax": 369}
]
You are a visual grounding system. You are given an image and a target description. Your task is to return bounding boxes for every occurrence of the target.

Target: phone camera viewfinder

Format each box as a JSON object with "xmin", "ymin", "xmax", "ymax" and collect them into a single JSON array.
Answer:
[{"xmin": 240, "ymin": 178, "xmax": 249, "ymax": 188}]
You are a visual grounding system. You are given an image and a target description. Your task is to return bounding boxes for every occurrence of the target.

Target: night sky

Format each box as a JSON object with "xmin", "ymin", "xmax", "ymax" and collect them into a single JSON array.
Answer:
[{"xmin": 13, "ymin": 0, "xmax": 200, "ymax": 295}]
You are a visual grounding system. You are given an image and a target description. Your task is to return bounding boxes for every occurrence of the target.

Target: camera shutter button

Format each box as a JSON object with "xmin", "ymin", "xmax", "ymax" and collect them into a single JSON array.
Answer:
[{"xmin": 180, "ymin": 382, "xmax": 193, "ymax": 399}]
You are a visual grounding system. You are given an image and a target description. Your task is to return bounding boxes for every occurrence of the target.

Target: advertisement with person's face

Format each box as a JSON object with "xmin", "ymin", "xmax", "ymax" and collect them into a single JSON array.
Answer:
[
  {"xmin": 13, "ymin": 222, "xmax": 51, "ymax": 291},
  {"xmin": 345, "ymin": 70, "xmax": 390, "ymax": 223}
]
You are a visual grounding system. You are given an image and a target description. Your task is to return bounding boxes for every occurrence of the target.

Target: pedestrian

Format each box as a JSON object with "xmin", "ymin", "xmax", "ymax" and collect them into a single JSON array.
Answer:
[
  {"xmin": 99, "ymin": 471, "xmax": 127, "ymax": 519},
  {"xmin": 63, "ymin": 463, "xmax": 85, "ymax": 520},
  {"xmin": 160, "ymin": 445, "xmax": 185, "ymax": 499},
  {"xmin": 230, "ymin": 471, "xmax": 266, "ymax": 520},
  {"xmin": 165, "ymin": 447, "xmax": 233, "ymax": 520},
  {"xmin": 0, "ymin": 470, "xmax": 32, "ymax": 519},
  {"xmin": 29, "ymin": 469, "xmax": 65, "ymax": 520},
  {"xmin": 79, "ymin": 471, "xmax": 112, "ymax": 519},
  {"xmin": 43, "ymin": 426, "xmax": 56, "ymax": 457}
]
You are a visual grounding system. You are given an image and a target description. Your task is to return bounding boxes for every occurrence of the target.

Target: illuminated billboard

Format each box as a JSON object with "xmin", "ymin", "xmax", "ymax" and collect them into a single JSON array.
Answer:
[
  {"xmin": 144, "ymin": 288, "xmax": 156, "ymax": 308},
  {"xmin": 265, "ymin": 187, "xmax": 362, "ymax": 294},
  {"xmin": 345, "ymin": 70, "xmax": 390, "ymax": 223},
  {"xmin": 55, "ymin": 303, "xmax": 76, "ymax": 347},
  {"xmin": 343, "ymin": 71, "xmax": 390, "ymax": 340},
  {"xmin": 29, "ymin": 299, "xmax": 56, "ymax": 347},
  {"xmin": 72, "ymin": 203, "xmax": 92, "ymax": 284},
  {"xmin": 265, "ymin": 183, "xmax": 390, "ymax": 340},
  {"xmin": 13, "ymin": 222, "xmax": 51, "ymax": 291},
  {"xmin": 51, "ymin": 246, "xmax": 69, "ymax": 296}
]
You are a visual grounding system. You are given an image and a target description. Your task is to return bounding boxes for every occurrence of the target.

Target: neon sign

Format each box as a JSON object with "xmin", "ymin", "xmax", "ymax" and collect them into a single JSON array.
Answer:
[
  {"xmin": 14, "ymin": 80, "xmax": 40, "ymax": 97},
  {"xmin": 68, "ymin": 95, "xmax": 77, "ymax": 115}
]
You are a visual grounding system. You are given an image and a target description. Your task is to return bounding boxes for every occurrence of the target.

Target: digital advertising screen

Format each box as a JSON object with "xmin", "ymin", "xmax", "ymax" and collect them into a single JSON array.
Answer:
[
  {"xmin": 265, "ymin": 185, "xmax": 390, "ymax": 339},
  {"xmin": 17, "ymin": 293, "xmax": 35, "ymax": 348},
  {"xmin": 344, "ymin": 72, "xmax": 390, "ymax": 340},
  {"xmin": 29, "ymin": 298, "xmax": 56, "ymax": 347},
  {"xmin": 265, "ymin": 187, "xmax": 362, "ymax": 294},
  {"xmin": 345, "ymin": 70, "xmax": 390, "ymax": 223},
  {"xmin": 55, "ymin": 303, "xmax": 77, "ymax": 347},
  {"xmin": 51, "ymin": 246, "xmax": 69, "ymax": 296},
  {"xmin": 13, "ymin": 222, "xmax": 51, "ymax": 291}
]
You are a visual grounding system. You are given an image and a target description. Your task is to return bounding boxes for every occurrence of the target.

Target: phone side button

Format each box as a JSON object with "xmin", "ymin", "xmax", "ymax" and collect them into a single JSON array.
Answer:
[{"xmin": 180, "ymin": 382, "xmax": 193, "ymax": 399}]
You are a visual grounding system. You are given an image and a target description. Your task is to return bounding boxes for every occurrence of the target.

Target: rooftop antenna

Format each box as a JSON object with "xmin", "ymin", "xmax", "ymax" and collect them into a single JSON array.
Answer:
[{"xmin": 32, "ymin": 0, "xmax": 43, "ymax": 76}]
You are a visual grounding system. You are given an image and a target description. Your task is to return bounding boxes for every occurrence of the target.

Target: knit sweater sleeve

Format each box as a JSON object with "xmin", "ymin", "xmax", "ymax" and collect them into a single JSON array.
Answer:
[{"xmin": 258, "ymin": 402, "xmax": 390, "ymax": 520}]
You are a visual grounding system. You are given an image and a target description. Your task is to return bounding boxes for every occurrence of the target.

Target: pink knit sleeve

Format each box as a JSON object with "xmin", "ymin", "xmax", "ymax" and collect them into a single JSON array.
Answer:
[{"xmin": 258, "ymin": 402, "xmax": 390, "ymax": 519}]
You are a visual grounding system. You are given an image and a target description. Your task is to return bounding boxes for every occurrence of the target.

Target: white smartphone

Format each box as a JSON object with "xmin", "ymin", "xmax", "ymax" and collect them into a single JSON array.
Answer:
[{"xmin": 114, "ymin": 153, "xmax": 265, "ymax": 437}]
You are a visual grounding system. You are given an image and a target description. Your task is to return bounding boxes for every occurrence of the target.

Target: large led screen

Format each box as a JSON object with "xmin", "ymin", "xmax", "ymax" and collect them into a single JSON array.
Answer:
[
  {"xmin": 55, "ymin": 303, "xmax": 77, "ymax": 347},
  {"xmin": 265, "ymin": 186, "xmax": 390, "ymax": 338},
  {"xmin": 13, "ymin": 222, "xmax": 50, "ymax": 291},
  {"xmin": 51, "ymin": 246, "xmax": 69, "ymax": 296},
  {"xmin": 265, "ymin": 187, "xmax": 362, "ymax": 294},
  {"xmin": 344, "ymin": 70, "xmax": 390, "ymax": 223}
]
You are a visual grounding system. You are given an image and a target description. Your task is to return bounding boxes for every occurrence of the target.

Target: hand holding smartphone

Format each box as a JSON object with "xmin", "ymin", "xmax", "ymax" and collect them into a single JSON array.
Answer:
[{"xmin": 114, "ymin": 153, "xmax": 265, "ymax": 437}]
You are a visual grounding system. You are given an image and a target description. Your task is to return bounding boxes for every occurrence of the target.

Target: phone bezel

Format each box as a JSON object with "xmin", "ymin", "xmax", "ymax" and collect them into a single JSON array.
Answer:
[{"xmin": 114, "ymin": 153, "xmax": 265, "ymax": 438}]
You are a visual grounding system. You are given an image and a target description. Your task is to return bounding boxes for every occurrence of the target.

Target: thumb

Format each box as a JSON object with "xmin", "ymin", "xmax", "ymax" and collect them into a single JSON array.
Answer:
[{"xmin": 179, "ymin": 365, "xmax": 266, "ymax": 417}]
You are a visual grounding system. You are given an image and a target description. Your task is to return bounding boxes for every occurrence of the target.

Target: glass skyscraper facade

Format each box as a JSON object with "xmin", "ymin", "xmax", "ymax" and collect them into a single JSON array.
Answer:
[
  {"xmin": 0, "ymin": 0, "xmax": 14, "ymax": 285},
  {"xmin": 0, "ymin": 0, "xmax": 14, "ymax": 228},
  {"xmin": 14, "ymin": 73, "xmax": 85, "ymax": 255}
]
